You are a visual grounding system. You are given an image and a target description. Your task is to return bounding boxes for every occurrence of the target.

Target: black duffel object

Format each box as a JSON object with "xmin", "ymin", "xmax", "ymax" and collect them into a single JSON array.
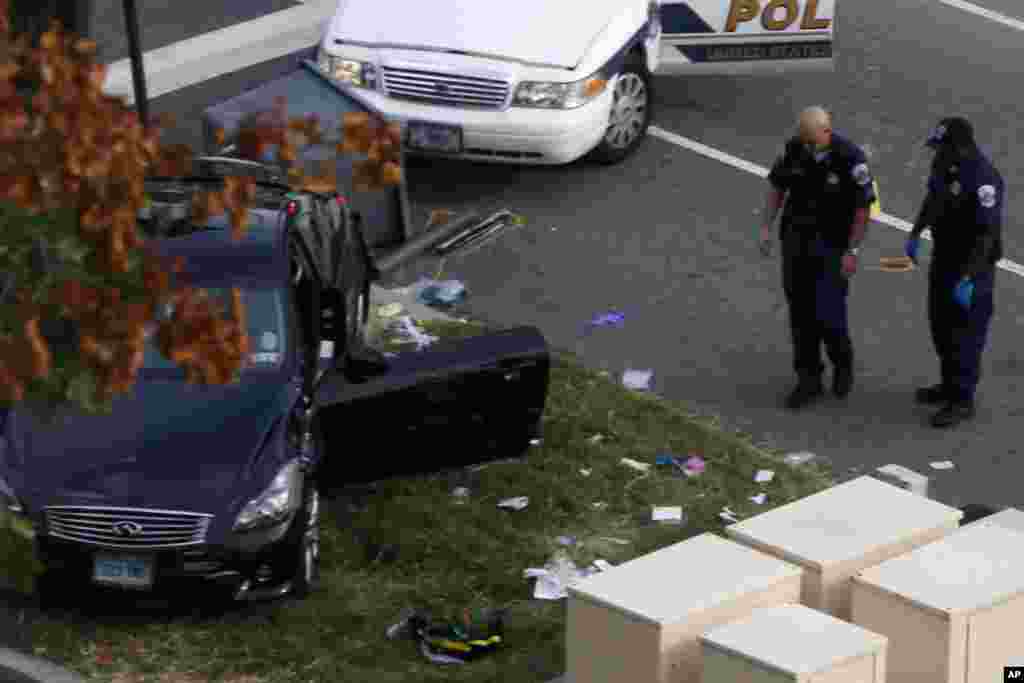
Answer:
[{"xmin": 315, "ymin": 325, "xmax": 549, "ymax": 483}]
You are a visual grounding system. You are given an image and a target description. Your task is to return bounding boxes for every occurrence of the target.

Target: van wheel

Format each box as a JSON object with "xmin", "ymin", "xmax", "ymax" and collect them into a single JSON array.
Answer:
[{"xmin": 588, "ymin": 61, "xmax": 653, "ymax": 165}]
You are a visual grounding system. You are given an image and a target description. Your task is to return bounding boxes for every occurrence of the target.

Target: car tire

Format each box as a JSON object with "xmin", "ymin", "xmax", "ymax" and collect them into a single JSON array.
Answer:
[{"xmin": 587, "ymin": 58, "xmax": 653, "ymax": 165}]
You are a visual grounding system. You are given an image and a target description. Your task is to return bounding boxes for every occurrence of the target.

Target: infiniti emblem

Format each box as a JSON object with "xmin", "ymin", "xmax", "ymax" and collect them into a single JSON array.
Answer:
[{"xmin": 112, "ymin": 521, "xmax": 143, "ymax": 537}]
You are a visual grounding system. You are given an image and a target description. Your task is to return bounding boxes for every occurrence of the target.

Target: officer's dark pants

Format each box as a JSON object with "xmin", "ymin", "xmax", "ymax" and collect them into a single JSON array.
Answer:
[
  {"xmin": 928, "ymin": 264, "xmax": 995, "ymax": 402},
  {"xmin": 781, "ymin": 231, "xmax": 853, "ymax": 381}
]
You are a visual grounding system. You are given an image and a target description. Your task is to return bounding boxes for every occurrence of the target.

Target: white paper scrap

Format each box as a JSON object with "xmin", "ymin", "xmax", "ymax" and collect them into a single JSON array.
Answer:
[
  {"xmin": 783, "ymin": 451, "xmax": 816, "ymax": 465},
  {"xmin": 750, "ymin": 493, "xmax": 767, "ymax": 505},
  {"xmin": 755, "ymin": 469, "xmax": 775, "ymax": 483},
  {"xmin": 588, "ymin": 434, "xmax": 605, "ymax": 444},
  {"xmin": 377, "ymin": 302, "xmax": 404, "ymax": 318},
  {"xmin": 622, "ymin": 369, "xmax": 653, "ymax": 391},
  {"xmin": 593, "ymin": 559, "xmax": 614, "ymax": 572},
  {"xmin": 720, "ymin": 507, "xmax": 739, "ymax": 523},
  {"xmin": 930, "ymin": 461, "xmax": 955, "ymax": 470},
  {"xmin": 592, "ymin": 502, "xmax": 609, "ymax": 511},
  {"xmin": 652, "ymin": 506, "xmax": 683, "ymax": 522},
  {"xmin": 498, "ymin": 496, "xmax": 529, "ymax": 511},
  {"xmin": 580, "ymin": 469, "xmax": 592, "ymax": 477},
  {"xmin": 620, "ymin": 458, "xmax": 651, "ymax": 473}
]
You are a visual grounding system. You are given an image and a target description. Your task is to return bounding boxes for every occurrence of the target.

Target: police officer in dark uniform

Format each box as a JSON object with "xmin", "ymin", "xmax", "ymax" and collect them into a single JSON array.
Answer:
[
  {"xmin": 905, "ymin": 117, "xmax": 1003, "ymax": 428},
  {"xmin": 760, "ymin": 107, "xmax": 876, "ymax": 410}
]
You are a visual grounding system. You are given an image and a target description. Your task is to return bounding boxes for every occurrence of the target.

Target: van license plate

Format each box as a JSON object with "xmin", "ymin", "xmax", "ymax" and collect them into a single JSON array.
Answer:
[
  {"xmin": 93, "ymin": 553, "xmax": 154, "ymax": 589},
  {"xmin": 407, "ymin": 122, "xmax": 463, "ymax": 153}
]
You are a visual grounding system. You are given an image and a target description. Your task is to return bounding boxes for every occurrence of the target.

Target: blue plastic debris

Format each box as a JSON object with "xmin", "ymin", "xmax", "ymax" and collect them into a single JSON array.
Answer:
[
  {"xmin": 417, "ymin": 280, "xmax": 467, "ymax": 306},
  {"xmin": 587, "ymin": 311, "xmax": 626, "ymax": 329}
]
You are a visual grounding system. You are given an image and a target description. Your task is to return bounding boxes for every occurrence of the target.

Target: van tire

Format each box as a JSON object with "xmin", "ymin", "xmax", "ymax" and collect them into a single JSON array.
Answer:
[{"xmin": 588, "ymin": 60, "xmax": 653, "ymax": 165}]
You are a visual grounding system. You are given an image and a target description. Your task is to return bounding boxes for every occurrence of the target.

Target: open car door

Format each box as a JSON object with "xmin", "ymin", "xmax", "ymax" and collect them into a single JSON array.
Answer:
[
  {"xmin": 314, "ymin": 326, "xmax": 550, "ymax": 485},
  {"xmin": 654, "ymin": 0, "xmax": 836, "ymax": 75}
]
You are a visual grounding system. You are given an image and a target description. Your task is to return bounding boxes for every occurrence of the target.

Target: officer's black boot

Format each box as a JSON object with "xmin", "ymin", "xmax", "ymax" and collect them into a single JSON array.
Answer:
[
  {"xmin": 930, "ymin": 399, "xmax": 976, "ymax": 428},
  {"xmin": 915, "ymin": 384, "xmax": 951, "ymax": 405},
  {"xmin": 785, "ymin": 376, "xmax": 824, "ymax": 411},
  {"xmin": 832, "ymin": 366, "xmax": 853, "ymax": 398}
]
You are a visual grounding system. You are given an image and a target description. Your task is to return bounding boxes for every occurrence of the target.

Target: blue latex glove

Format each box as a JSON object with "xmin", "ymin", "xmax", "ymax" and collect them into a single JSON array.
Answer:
[
  {"xmin": 953, "ymin": 278, "xmax": 974, "ymax": 308},
  {"xmin": 904, "ymin": 236, "xmax": 920, "ymax": 262}
]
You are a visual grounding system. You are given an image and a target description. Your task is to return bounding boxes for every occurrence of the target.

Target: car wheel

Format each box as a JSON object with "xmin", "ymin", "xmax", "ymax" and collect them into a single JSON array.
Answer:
[
  {"xmin": 270, "ymin": 476, "xmax": 321, "ymax": 600},
  {"xmin": 588, "ymin": 60, "xmax": 653, "ymax": 165}
]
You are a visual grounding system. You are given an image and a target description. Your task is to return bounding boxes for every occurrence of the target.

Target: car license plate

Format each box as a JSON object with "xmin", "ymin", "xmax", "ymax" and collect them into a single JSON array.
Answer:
[
  {"xmin": 406, "ymin": 121, "xmax": 462, "ymax": 153},
  {"xmin": 93, "ymin": 553, "xmax": 154, "ymax": 589}
]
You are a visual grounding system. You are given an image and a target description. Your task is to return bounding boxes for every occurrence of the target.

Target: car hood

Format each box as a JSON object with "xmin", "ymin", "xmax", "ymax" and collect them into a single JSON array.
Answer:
[
  {"xmin": 11, "ymin": 377, "xmax": 296, "ymax": 513},
  {"xmin": 328, "ymin": 0, "xmax": 625, "ymax": 69}
]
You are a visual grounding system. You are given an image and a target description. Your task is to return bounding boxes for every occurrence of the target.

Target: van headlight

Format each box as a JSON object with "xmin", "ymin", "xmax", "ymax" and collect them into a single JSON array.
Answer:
[
  {"xmin": 232, "ymin": 460, "xmax": 302, "ymax": 532},
  {"xmin": 317, "ymin": 47, "xmax": 378, "ymax": 88},
  {"xmin": 512, "ymin": 69, "xmax": 608, "ymax": 109}
]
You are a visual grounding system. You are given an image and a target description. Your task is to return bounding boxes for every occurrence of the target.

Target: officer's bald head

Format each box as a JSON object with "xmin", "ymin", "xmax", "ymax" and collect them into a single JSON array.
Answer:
[{"xmin": 798, "ymin": 106, "xmax": 832, "ymax": 148}]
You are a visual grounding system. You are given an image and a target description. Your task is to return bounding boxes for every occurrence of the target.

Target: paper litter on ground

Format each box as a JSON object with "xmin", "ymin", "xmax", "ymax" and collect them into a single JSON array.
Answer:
[
  {"xmin": 755, "ymin": 469, "xmax": 775, "ymax": 483},
  {"xmin": 783, "ymin": 451, "xmax": 816, "ymax": 465},
  {"xmin": 652, "ymin": 506, "xmax": 683, "ymax": 522},
  {"xmin": 394, "ymin": 315, "xmax": 438, "ymax": 350},
  {"xmin": 556, "ymin": 536, "xmax": 577, "ymax": 547},
  {"xmin": 592, "ymin": 502, "xmax": 608, "ymax": 511},
  {"xmin": 622, "ymin": 369, "xmax": 653, "ymax": 391},
  {"xmin": 420, "ymin": 641, "xmax": 465, "ymax": 665},
  {"xmin": 620, "ymin": 458, "xmax": 651, "ymax": 473},
  {"xmin": 592, "ymin": 559, "xmax": 615, "ymax": 572},
  {"xmin": 930, "ymin": 461, "xmax": 955, "ymax": 470},
  {"xmin": 497, "ymin": 496, "xmax": 529, "ymax": 511},
  {"xmin": 580, "ymin": 468, "xmax": 592, "ymax": 477},
  {"xmin": 523, "ymin": 554, "xmax": 595, "ymax": 600},
  {"xmin": 588, "ymin": 434, "xmax": 604, "ymax": 444},
  {"xmin": 750, "ymin": 493, "xmax": 767, "ymax": 505},
  {"xmin": 587, "ymin": 311, "xmax": 626, "ymax": 329},
  {"xmin": 684, "ymin": 455, "xmax": 706, "ymax": 476},
  {"xmin": 529, "ymin": 439, "xmax": 542, "ymax": 446},
  {"xmin": 376, "ymin": 302, "xmax": 404, "ymax": 318},
  {"xmin": 720, "ymin": 507, "xmax": 739, "ymax": 523}
]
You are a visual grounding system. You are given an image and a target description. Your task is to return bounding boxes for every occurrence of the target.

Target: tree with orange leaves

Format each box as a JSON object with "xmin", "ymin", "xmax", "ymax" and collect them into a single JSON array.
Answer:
[{"xmin": 0, "ymin": 4, "xmax": 403, "ymax": 420}]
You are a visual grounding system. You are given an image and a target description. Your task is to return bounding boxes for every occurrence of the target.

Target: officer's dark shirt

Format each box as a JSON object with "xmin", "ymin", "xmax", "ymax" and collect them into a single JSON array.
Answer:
[
  {"xmin": 768, "ymin": 132, "xmax": 876, "ymax": 251},
  {"xmin": 923, "ymin": 150, "xmax": 1004, "ymax": 276}
]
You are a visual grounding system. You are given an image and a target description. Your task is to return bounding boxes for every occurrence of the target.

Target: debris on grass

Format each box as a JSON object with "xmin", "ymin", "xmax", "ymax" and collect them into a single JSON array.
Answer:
[
  {"xmin": 784, "ymin": 451, "xmax": 817, "ymax": 465},
  {"xmin": 497, "ymin": 496, "xmax": 529, "ymax": 511},
  {"xmin": 598, "ymin": 537, "xmax": 631, "ymax": 545},
  {"xmin": 592, "ymin": 502, "xmax": 608, "ymax": 511},
  {"xmin": 588, "ymin": 434, "xmax": 605, "ymax": 444},
  {"xmin": 394, "ymin": 316, "xmax": 438, "ymax": 350},
  {"xmin": 622, "ymin": 369, "xmax": 653, "ymax": 391},
  {"xmin": 529, "ymin": 439, "xmax": 542, "ymax": 447},
  {"xmin": 929, "ymin": 461, "xmax": 955, "ymax": 470},
  {"xmin": 684, "ymin": 455, "xmax": 706, "ymax": 477},
  {"xmin": 750, "ymin": 493, "xmax": 767, "ymax": 505},
  {"xmin": 376, "ymin": 302, "xmax": 404, "ymax": 318},
  {"xmin": 580, "ymin": 468, "xmax": 592, "ymax": 477},
  {"xmin": 755, "ymin": 469, "xmax": 775, "ymax": 483},
  {"xmin": 524, "ymin": 553, "xmax": 594, "ymax": 600},
  {"xmin": 720, "ymin": 507, "xmax": 740, "ymax": 523},
  {"xmin": 555, "ymin": 536, "xmax": 578, "ymax": 547},
  {"xmin": 592, "ymin": 559, "xmax": 615, "ymax": 572},
  {"xmin": 652, "ymin": 506, "xmax": 684, "ymax": 523},
  {"xmin": 451, "ymin": 487, "xmax": 471, "ymax": 504},
  {"xmin": 585, "ymin": 311, "xmax": 626, "ymax": 330},
  {"xmin": 620, "ymin": 457, "xmax": 651, "ymax": 473}
]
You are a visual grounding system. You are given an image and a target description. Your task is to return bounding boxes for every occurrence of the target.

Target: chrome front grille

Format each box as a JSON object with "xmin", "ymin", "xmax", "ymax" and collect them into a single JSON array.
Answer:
[
  {"xmin": 45, "ymin": 506, "xmax": 212, "ymax": 549},
  {"xmin": 381, "ymin": 66, "xmax": 509, "ymax": 109}
]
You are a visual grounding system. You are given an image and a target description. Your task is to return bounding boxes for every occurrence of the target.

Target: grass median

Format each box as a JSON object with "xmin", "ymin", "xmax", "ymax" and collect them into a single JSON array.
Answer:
[{"xmin": 1, "ymin": 314, "xmax": 834, "ymax": 683}]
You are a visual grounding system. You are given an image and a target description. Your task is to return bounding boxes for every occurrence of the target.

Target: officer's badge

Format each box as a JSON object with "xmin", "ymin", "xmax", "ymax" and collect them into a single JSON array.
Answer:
[
  {"xmin": 851, "ymin": 163, "xmax": 871, "ymax": 186},
  {"xmin": 827, "ymin": 173, "xmax": 839, "ymax": 185},
  {"xmin": 949, "ymin": 180, "xmax": 961, "ymax": 196},
  {"xmin": 978, "ymin": 184, "xmax": 997, "ymax": 208}
]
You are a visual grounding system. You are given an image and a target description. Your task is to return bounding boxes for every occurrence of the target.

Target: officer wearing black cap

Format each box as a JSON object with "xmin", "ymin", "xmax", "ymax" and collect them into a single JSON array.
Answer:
[
  {"xmin": 760, "ymin": 106, "xmax": 876, "ymax": 410},
  {"xmin": 905, "ymin": 117, "xmax": 1004, "ymax": 428}
]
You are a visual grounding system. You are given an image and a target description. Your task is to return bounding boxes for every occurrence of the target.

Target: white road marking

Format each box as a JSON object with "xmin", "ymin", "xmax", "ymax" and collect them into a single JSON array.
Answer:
[
  {"xmin": 102, "ymin": 0, "xmax": 335, "ymax": 103},
  {"xmin": 935, "ymin": 0, "xmax": 1024, "ymax": 32},
  {"xmin": 649, "ymin": 125, "xmax": 1024, "ymax": 279}
]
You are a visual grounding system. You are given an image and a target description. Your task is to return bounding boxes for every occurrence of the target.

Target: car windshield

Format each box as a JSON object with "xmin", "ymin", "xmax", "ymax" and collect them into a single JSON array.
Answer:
[{"xmin": 143, "ymin": 287, "xmax": 288, "ymax": 372}]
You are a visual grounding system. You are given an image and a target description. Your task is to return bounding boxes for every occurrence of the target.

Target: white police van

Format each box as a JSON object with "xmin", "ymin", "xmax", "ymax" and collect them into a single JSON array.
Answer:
[{"xmin": 316, "ymin": 0, "xmax": 837, "ymax": 165}]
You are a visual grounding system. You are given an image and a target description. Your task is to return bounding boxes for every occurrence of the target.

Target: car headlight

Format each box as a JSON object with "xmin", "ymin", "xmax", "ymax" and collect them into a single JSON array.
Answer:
[
  {"xmin": 512, "ymin": 69, "xmax": 609, "ymax": 109},
  {"xmin": 317, "ymin": 47, "xmax": 378, "ymax": 89},
  {"xmin": 232, "ymin": 460, "xmax": 302, "ymax": 532}
]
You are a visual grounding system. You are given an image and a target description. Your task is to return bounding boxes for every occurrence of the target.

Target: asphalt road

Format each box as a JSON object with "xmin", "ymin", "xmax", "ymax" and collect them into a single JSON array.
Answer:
[{"xmin": 147, "ymin": 0, "xmax": 1024, "ymax": 510}]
